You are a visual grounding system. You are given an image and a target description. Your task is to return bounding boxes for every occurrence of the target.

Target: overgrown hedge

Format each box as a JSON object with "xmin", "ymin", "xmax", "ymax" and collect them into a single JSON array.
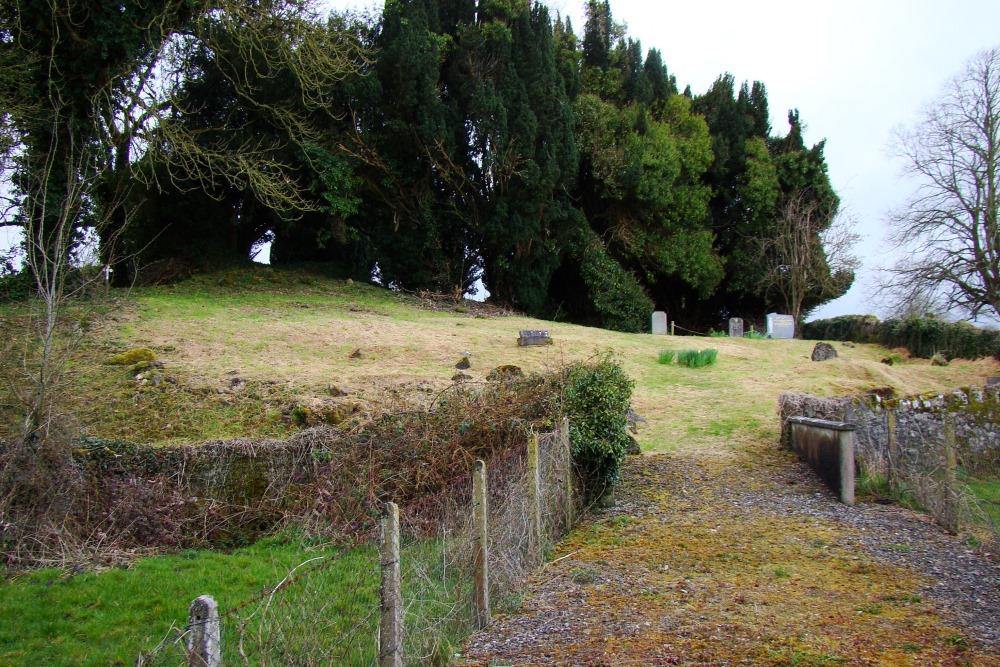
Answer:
[{"xmin": 802, "ymin": 314, "xmax": 1000, "ymax": 360}]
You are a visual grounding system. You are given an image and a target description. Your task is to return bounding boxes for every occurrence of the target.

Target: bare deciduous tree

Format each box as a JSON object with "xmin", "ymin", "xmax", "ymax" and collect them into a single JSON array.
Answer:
[
  {"xmin": 757, "ymin": 190, "xmax": 860, "ymax": 327},
  {"xmin": 885, "ymin": 45, "xmax": 1000, "ymax": 320}
]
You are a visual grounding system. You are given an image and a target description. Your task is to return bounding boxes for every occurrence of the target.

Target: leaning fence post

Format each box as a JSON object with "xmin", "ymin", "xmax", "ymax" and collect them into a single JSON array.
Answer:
[
  {"xmin": 562, "ymin": 417, "xmax": 573, "ymax": 528},
  {"xmin": 379, "ymin": 502, "xmax": 403, "ymax": 667},
  {"xmin": 527, "ymin": 432, "xmax": 542, "ymax": 559},
  {"xmin": 943, "ymin": 416, "xmax": 959, "ymax": 533},
  {"xmin": 187, "ymin": 595, "xmax": 221, "ymax": 667},
  {"xmin": 472, "ymin": 459, "xmax": 490, "ymax": 629}
]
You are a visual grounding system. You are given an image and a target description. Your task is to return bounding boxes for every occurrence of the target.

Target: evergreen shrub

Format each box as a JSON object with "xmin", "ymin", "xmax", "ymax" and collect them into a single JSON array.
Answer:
[
  {"xmin": 563, "ymin": 354, "xmax": 635, "ymax": 501},
  {"xmin": 803, "ymin": 315, "xmax": 1000, "ymax": 360}
]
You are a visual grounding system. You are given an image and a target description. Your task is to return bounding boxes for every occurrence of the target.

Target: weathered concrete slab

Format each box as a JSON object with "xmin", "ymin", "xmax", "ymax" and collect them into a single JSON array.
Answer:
[{"xmin": 786, "ymin": 416, "xmax": 855, "ymax": 506}]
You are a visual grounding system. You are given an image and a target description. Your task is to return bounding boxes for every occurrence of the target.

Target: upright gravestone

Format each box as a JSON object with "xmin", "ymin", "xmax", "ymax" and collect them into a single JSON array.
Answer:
[
  {"xmin": 988, "ymin": 377, "xmax": 1000, "ymax": 386},
  {"xmin": 728, "ymin": 318, "xmax": 744, "ymax": 338},
  {"xmin": 652, "ymin": 311, "xmax": 668, "ymax": 335},
  {"xmin": 766, "ymin": 313, "xmax": 795, "ymax": 339}
]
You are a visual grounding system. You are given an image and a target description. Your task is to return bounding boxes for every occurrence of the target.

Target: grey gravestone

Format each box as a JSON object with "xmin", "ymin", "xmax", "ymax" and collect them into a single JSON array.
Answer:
[
  {"xmin": 728, "ymin": 317, "xmax": 744, "ymax": 338},
  {"xmin": 811, "ymin": 342, "xmax": 838, "ymax": 362},
  {"xmin": 652, "ymin": 311, "xmax": 668, "ymax": 335},
  {"xmin": 987, "ymin": 377, "xmax": 1000, "ymax": 386},
  {"xmin": 518, "ymin": 330, "xmax": 552, "ymax": 346},
  {"xmin": 766, "ymin": 313, "xmax": 795, "ymax": 339}
]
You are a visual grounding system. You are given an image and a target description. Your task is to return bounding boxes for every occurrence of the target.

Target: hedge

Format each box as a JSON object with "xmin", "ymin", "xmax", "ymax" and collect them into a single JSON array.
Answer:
[{"xmin": 802, "ymin": 314, "xmax": 1000, "ymax": 361}]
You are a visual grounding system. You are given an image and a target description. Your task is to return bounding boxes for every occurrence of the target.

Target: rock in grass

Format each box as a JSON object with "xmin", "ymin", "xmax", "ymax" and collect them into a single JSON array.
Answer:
[
  {"xmin": 452, "ymin": 372, "xmax": 473, "ymax": 382},
  {"xmin": 930, "ymin": 353, "xmax": 950, "ymax": 367},
  {"xmin": 455, "ymin": 356, "xmax": 472, "ymax": 370},
  {"xmin": 106, "ymin": 348, "xmax": 157, "ymax": 365},
  {"xmin": 487, "ymin": 365, "xmax": 523, "ymax": 381},
  {"xmin": 810, "ymin": 342, "xmax": 838, "ymax": 362}
]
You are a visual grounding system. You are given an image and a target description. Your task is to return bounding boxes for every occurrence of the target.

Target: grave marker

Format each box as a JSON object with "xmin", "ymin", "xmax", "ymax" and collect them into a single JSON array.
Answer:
[
  {"xmin": 728, "ymin": 318, "xmax": 743, "ymax": 338},
  {"xmin": 766, "ymin": 313, "xmax": 795, "ymax": 339},
  {"xmin": 652, "ymin": 311, "xmax": 668, "ymax": 335},
  {"xmin": 518, "ymin": 330, "xmax": 552, "ymax": 346}
]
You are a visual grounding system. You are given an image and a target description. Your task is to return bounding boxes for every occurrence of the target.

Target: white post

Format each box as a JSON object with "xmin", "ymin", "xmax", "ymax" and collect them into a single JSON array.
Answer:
[{"xmin": 187, "ymin": 596, "xmax": 221, "ymax": 667}]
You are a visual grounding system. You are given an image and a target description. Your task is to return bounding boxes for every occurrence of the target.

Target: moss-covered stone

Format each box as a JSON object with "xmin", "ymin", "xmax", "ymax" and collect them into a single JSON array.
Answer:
[{"xmin": 106, "ymin": 348, "xmax": 157, "ymax": 366}]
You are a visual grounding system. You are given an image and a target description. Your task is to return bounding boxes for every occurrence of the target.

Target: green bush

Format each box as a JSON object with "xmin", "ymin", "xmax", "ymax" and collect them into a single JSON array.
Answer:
[
  {"xmin": 657, "ymin": 349, "xmax": 676, "ymax": 365},
  {"xmin": 0, "ymin": 270, "xmax": 32, "ymax": 303},
  {"xmin": 804, "ymin": 314, "xmax": 1000, "ymax": 360},
  {"xmin": 677, "ymin": 349, "xmax": 718, "ymax": 368},
  {"xmin": 578, "ymin": 240, "xmax": 654, "ymax": 334},
  {"xmin": 563, "ymin": 354, "xmax": 635, "ymax": 501}
]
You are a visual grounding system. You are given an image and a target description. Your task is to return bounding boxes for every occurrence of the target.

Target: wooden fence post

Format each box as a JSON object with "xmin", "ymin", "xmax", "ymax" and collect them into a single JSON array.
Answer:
[
  {"xmin": 943, "ymin": 416, "xmax": 959, "ymax": 533},
  {"xmin": 472, "ymin": 460, "xmax": 490, "ymax": 629},
  {"xmin": 562, "ymin": 417, "xmax": 573, "ymax": 528},
  {"xmin": 527, "ymin": 433, "xmax": 542, "ymax": 559},
  {"xmin": 379, "ymin": 502, "xmax": 403, "ymax": 667},
  {"xmin": 187, "ymin": 596, "xmax": 221, "ymax": 667},
  {"xmin": 886, "ymin": 410, "xmax": 898, "ymax": 488}
]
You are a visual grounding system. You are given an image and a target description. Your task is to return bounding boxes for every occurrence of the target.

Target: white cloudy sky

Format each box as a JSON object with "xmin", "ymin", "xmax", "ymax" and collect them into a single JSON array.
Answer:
[{"xmin": 5, "ymin": 0, "xmax": 998, "ymax": 320}]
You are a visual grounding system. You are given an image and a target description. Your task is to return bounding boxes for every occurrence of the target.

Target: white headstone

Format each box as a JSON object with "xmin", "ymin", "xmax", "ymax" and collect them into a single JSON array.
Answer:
[
  {"xmin": 766, "ymin": 313, "xmax": 795, "ymax": 339},
  {"xmin": 728, "ymin": 318, "xmax": 744, "ymax": 338},
  {"xmin": 652, "ymin": 311, "xmax": 668, "ymax": 335}
]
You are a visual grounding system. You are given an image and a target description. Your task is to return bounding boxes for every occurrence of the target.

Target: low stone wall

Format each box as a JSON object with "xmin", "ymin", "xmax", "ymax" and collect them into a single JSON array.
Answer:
[
  {"xmin": 779, "ymin": 386, "xmax": 1000, "ymax": 479},
  {"xmin": 72, "ymin": 429, "xmax": 329, "ymax": 505},
  {"xmin": 786, "ymin": 417, "xmax": 855, "ymax": 505}
]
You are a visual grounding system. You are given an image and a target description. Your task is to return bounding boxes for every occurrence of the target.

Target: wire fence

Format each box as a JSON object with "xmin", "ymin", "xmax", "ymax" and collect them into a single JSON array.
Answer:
[{"xmin": 135, "ymin": 421, "xmax": 576, "ymax": 666}]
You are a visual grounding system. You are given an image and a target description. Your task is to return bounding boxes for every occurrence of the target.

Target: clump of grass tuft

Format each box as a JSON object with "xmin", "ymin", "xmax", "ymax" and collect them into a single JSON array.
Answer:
[
  {"xmin": 657, "ymin": 349, "xmax": 676, "ymax": 365},
  {"xmin": 677, "ymin": 349, "xmax": 718, "ymax": 368}
]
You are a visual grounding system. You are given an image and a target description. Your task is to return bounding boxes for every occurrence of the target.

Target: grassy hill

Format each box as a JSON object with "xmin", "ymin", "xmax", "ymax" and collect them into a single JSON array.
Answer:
[{"xmin": 3, "ymin": 265, "xmax": 996, "ymax": 450}]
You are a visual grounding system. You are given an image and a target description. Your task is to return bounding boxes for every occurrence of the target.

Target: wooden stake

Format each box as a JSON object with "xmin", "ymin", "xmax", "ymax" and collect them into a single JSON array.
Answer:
[
  {"xmin": 379, "ymin": 502, "xmax": 402, "ymax": 667},
  {"xmin": 472, "ymin": 460, "xmax": 490, "ymax": 629}
]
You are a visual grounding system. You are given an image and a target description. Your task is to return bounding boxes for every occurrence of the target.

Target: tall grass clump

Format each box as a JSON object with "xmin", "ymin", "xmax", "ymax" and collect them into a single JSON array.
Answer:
[
  {"xmin": 657, "ymin": 349, "xmax": 676, "ymax": 365},
  {"xmin": 677, "ymin": 349, "xmax": 718, "ymax": 368}
]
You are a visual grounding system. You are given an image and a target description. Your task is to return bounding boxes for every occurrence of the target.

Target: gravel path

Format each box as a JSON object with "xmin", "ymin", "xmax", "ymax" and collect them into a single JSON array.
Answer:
[{"xmin": 459, "ymin": 444, "xmax": 1000, "ymax": 666}]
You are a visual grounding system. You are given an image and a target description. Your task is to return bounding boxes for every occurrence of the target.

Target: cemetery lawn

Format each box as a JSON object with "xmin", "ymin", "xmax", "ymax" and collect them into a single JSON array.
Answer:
[{"xmin": 2, "ymin": 264, "xmax": 999, "ymax": 664}]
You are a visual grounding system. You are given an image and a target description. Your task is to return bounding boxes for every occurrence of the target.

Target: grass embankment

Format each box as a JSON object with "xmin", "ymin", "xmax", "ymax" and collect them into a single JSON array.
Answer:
[{"xmin": 2, "ymin": 265, "xmax": 999, "ymax": 665}]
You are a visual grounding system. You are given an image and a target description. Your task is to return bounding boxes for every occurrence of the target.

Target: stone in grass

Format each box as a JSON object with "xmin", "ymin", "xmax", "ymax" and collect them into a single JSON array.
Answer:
[
  {"xmin": 106, "ymin": 347, "xmax": 157, "ymax": 365},
  {"xmin": 349, "ymin": 348, "xmax": 363, "ymax": 359},
  {"xmin": 455, "ymin": 356, "xmax": 472, "ymax": 370},
  {"xmin": 810, "ymin": 342, "xmax": 838, "ymax": 362},
  {"xmin": 327, "ymin": 384, "xmax": 351, "ymax": 397},
  {"xmin": 487, "ymin": 365, "xmax": 523, "ymax": 381},
  {"xmin": 452, "ymin": 372, "xmax": 473, "ymax": 382},
  {"xmin": 626, "ymin": 436, "xmax": 641, "ymax": 456},
  {"xmin": 930, "ymin": 353, "xmax": 950, "ymax": 367}
]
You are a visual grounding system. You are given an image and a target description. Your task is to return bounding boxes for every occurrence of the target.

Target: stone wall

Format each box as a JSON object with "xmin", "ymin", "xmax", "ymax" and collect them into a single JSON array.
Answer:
[{"xmin": 779, "ymin": 386, "xmax": 1000, "ymax": 478}]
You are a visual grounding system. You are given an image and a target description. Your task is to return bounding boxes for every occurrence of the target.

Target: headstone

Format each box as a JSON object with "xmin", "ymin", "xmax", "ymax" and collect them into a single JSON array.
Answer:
[
  {"xmin": 728, "ymin": 317, "xmax": 744, "ymax": 338},
  {"xmin": 766, "ymin": 313, "xmax": 795, "ymax": 339},
  {"xmin": 988, "ymin": 377, "xmax": 1000, "ymax": 386},
  {"xmin": 518, "ymin": 330, "xmax": 552, "ymax": 346},
  {"xmin": 810, "ymin": 342, "xmax": 838, "ymax": 362},
  {"xmin": 652, "ymin": 311, "xmax": 668, "ymax": 335}
]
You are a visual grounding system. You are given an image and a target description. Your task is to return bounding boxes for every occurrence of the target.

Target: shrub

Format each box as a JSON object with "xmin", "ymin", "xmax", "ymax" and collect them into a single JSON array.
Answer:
[
  {"xmin": 677, "ymin": 349, "xmax": 718, "ymax": 368},
  {"xmin": 563, "ymin": 354, "xmax": 635, "ymax": 502},
  {"xmin": 578, "ymin": 239, "xmax": 654, "ymax": 334},
  {"xmin": 657, "ymin": 349, "xmax": 676, "ymax": 365},
  {"xmin": 803, "ymin": 314, "xmax": 1000, "ymax": 361}
]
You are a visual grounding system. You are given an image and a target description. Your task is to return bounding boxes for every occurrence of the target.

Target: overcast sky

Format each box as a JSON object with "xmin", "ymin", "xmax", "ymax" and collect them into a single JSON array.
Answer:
[{"xmin": 5, "ymin": 0, "xmax": 999, "ymax": 320}]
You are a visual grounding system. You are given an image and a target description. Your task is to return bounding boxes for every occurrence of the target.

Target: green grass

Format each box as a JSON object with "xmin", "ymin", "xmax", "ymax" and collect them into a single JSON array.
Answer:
[
  {"xmin": 0, "ymin": 537, "xmax": 376, "ymax": 666},
  {"xmin": 676, "ymin": 348, "xmax": 718, "ymax": 368},
  {"xmin": 657, "ymin": 349, "xmax": 676, "ymax": 365},
  {"xmin": 966, "ymin": 477, "xmax": 1000, "ymax": 529}
]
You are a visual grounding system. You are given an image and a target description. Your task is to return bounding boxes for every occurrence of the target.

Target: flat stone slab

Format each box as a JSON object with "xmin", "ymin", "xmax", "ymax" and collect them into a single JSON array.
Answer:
[{"xmin": 518, "ymin": 330, "xmax": 553, "ymax": 347}]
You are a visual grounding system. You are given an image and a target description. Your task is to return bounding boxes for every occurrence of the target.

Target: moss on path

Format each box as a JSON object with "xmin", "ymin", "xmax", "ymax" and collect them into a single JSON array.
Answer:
[{"xmin": 461, "ymin": 441, "xmax": 1000, "ymax": 666}]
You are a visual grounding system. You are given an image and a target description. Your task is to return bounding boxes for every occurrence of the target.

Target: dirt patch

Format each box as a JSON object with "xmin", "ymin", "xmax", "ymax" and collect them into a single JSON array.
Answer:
[{"xmin": 460, "ymin": 442, "xmax": 1000, "ymax": 666}]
